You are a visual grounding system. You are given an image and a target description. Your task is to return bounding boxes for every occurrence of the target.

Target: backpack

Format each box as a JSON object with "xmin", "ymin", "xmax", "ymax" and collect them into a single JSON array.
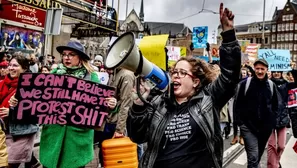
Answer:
[{"xmin": 244, "ymin": 77, "xmax": 274, "ymax": 96}]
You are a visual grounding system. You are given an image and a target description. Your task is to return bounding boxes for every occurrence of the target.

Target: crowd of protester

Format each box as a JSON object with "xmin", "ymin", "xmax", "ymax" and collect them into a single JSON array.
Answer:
[{"xmin": 0, "ymin": 3, "xmax": 297, "ymax": 168}]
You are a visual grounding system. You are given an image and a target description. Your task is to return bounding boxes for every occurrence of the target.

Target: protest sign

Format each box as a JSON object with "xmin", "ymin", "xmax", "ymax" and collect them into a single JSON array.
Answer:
[
  {"xmin": 258, "ymin": 49, "xmax": 291, "ymax": 71},
  {"xmin": 288, "ymin": 88, "xmax": 297, "ymax": 108},
  {"xmin": 97, "ymin": 72, "xmax": 109, "ymax": 85},
  {"xmin": 138, "ymin": 34, "xmax": 169, "ymax": 70},
  {"xmin": 13, "ymin": 73, "xmax": 115, "ymax": 128}
]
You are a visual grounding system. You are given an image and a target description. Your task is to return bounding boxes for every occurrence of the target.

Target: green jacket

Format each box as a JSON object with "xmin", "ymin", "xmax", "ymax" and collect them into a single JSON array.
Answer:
[{"xmin": 40, "ymin": 71, "xmax": 100, "ymax": 168}]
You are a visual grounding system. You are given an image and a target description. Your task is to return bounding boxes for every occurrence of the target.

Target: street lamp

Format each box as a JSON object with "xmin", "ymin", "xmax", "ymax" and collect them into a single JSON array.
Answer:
[{"xmin": 261, "ymin": 0, "xmax": 266, "ymax": 48}]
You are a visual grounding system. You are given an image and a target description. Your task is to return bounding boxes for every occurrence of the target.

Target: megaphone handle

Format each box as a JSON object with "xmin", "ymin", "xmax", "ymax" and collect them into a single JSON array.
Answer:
[
  {"xmin": 134, "ymin": 50, "xmax": 144, "ymax": 76},
  {"xmin": 136, "ymin": 77, "xmax": 155, "ymax": 110}
]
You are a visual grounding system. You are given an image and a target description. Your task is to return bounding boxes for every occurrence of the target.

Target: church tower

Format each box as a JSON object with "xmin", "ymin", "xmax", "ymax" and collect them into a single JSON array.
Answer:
[{"xmin": 139, "ymin": 0, "xmax": 144, "ymax": 23}]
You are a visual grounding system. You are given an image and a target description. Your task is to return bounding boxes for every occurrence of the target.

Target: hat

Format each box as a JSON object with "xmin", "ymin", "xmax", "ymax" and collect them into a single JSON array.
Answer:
[
  {"xmin": 56, "ymin": 41, "xmax": 90, "ymax": 60},
  {"xmin": 254, "ymin": 59, "xmax": 268, "ymax": 68},
  {"xmin": 0, "ymin": 61, "xmax": 8, "ymax": 67},
  {"xmin": 94, "ymin": 55, "xmax": 103, "ymax": 62}
]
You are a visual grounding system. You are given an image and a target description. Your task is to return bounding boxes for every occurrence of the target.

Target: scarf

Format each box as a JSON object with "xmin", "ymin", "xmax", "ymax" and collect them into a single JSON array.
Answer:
[
  {"xmin": 51, "ymin": 63, "xmax": 87, "ymax": 78},
  {"xmin": 0, "ymin": 75, "xmax": 18, "ymax": 107},
  {"xmin": 51, "ymin": 63, "xmax": 100, "ymax": 83}
]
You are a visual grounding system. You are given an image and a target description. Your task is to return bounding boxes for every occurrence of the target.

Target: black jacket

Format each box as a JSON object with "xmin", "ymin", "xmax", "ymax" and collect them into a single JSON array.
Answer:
[
  {"xmin": 127, "ymin": 29, "xmax": 241, "ymax": 168},
  {"xmin": 234, "ymin": 76, "xmax": 281, "ymax": 134},
  {"xmin": 271, "ymin": 78, "xmax": 290, "ymax": 128}
]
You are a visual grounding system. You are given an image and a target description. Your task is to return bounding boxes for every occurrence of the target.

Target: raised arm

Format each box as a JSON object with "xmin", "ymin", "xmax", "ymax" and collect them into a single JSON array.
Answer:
[{"xmin": 207, "ymin": 3, "xmax": 241, "ymax": 109}]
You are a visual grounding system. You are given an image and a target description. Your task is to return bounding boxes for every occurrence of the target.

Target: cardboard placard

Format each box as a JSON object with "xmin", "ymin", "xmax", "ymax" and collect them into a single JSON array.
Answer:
[{"xmin": 13, "ymin": 73, "xmax": 115, "ymax": 128}]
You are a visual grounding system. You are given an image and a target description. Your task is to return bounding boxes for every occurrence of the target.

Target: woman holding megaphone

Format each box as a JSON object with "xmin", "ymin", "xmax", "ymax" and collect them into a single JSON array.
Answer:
[{"xmin": 127, "ymin": 3, "xmax": 240, "ymax": 168}]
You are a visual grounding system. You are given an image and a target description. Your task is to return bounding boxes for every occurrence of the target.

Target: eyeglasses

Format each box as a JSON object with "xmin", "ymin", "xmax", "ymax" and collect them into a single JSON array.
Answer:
[
  {"xmin": 61, "ymin": 52, "xmax": 77, "ymax": 58},
  {"xmin": 171, "ymin": 69, "xmax": 194, "ymax": 78}
]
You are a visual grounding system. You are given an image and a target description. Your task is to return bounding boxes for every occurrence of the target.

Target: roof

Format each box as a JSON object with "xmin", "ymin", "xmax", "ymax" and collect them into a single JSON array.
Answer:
[
  {"xmin": 144, "ymin": 21, "xmax": 192, "ymax": 35},
  {"xmin": 119, "ymin": 20, "xmax": 192, "ymax": 35},
  {"xmin": 291, "ymin": 2, "xmax": 297, "ymax": 12}
]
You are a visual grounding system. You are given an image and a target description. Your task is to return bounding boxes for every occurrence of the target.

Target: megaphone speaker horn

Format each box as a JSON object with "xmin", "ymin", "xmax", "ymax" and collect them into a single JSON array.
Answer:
[{"xmin": 105, "ymin": 32, "xmax": 169, "ymax": 90}]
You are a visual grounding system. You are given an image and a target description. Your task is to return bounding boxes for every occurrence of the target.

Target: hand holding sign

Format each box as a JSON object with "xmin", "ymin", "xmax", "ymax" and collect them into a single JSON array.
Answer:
[
  {"xmin": 0, "ymin": 108, "xmax": 9, "ymax": 118},
  {"xmin": 105, "ymin": 97, "xmax": 117, "ymax": 110},
  {"xmin": 9, "ymin": 94, "xmax": 18, "ymax": 107}
]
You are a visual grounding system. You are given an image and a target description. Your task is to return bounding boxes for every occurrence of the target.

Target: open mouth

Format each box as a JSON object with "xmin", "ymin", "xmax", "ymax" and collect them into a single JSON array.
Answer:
[
  {"xmin": 64, "ymin": 62, "xmax": 71, "ymax": 66},
  {"xmin": 173, "ymin": 81, "xmax": 181, "ymax": 90}
]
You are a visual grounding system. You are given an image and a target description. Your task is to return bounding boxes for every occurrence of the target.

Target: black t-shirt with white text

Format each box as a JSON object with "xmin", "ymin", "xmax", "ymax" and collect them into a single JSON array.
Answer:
[{"xmin": 153, "ymin": 108, "xmax": 214, "ymax": 168}]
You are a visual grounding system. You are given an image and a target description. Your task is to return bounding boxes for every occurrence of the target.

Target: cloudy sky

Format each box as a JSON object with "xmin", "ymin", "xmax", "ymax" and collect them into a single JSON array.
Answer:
[{"xmin": 109, "ymin": 0, "xmax": 289, "ymax": 42}]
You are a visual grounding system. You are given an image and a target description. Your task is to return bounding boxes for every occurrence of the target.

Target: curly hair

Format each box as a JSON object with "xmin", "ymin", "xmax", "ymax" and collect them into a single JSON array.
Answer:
[{"xmin": 172, "ymin": 57, "xmax": 218, "ymax": 91}]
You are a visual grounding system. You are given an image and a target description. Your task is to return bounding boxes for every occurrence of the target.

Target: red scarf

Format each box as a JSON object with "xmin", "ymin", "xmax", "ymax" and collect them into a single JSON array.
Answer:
[{"xmin": 0, "ymin": 75, "xmax": 18, "ymax": 108}]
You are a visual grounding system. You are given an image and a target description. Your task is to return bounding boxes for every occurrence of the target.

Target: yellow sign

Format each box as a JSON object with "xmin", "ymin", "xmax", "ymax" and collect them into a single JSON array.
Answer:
[
  {"xmin": 180, "ymin": 47, "xmax": 187, "ymax": 57},
  {"xmin": 139, "ymin": 34, "xmax": 169, "ymax": 70}
]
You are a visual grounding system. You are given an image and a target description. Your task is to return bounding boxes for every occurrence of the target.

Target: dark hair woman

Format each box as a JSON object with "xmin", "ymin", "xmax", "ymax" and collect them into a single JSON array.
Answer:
[{"xmin": 0, "ymin": 52, "xmax": 39, "ymax": 168}]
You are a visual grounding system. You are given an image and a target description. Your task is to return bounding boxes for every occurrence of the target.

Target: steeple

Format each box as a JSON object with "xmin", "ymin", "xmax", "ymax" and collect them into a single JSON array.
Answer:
[{"xmin": 139, "ymin": 0, "xmax": 144, "ymax": 22}]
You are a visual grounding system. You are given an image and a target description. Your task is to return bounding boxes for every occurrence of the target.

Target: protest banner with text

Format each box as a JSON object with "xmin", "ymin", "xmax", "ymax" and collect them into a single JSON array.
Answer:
[
  {"xmin": 288, "ymin": 88, "xmax": 297, "ymax": 108},
  {"xmin": 13, "ymin": 73, "xmax": 115, "ymax": 128},
  {"xmin": 258, "ymin": 49, "xmax": 291, "ymax": 71}
]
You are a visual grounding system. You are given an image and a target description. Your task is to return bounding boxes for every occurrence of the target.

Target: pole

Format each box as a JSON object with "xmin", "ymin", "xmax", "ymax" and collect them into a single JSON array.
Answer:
[
  {"xmin": 125, "ymin": 0, "xmax": 128, "ymax": 19},
  {"xmin": 262, "ymin": 0, "xmax": 266, "ymax": 48},
  {"xmin": 116, "ymin": 0, "xmax": 120, "ymax": 33}
]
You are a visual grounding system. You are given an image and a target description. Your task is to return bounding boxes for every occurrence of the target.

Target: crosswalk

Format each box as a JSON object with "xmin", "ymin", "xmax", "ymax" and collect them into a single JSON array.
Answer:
[{"xmin": 224, "ymin": 134, "xmax": 297, "ymax": 168}]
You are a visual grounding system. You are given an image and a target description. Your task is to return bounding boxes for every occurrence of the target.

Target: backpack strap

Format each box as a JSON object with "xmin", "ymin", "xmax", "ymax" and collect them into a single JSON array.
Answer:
[
  {"xmin": 244, "ymin": 77, "xmax": 252, "ymax": 96},
  {"xmin": 268, "ymin": 79, "xmax": 274, "ymax": 96}
]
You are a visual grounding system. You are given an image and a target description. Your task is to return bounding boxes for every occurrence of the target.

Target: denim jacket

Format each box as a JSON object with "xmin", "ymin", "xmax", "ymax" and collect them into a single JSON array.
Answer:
[{"xmin": 9, "ymin": 123, "xmax": 39, "ymax": 136}]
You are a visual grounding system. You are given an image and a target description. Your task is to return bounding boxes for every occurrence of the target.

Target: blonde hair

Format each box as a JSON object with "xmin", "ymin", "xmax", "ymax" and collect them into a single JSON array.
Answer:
[{"xmin": 81, "ymin": 60, "xmax": 95, "ymax": 74}]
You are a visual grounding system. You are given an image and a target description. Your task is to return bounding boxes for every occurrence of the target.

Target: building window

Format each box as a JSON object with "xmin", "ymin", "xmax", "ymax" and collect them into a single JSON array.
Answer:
[
  {"xmin": 290, "ymin": 14, "xmax": 294, "ymax": 20},
  {"xmin": 272, "ymin": 25, "xmax": 276, "ymax": 32},
  {"xmin": 285, "ymin": 34, "xmax": 289, "ymax": 41},
  {"xmin": 272, "ymin": 34, "xmax": 275, "ymax": 42},
  {"xmin": 277, "ymin": 44, "xmax": 281, "ymax": 49},
  {"xmin": 281, "ymin": 34, "xmax": 285, "ymax": 41},
  {"xmin": 285, "ymin": 43, "xmax": 289, "ymax": 49},
  {"xmin": 250, "ymin": 38, "xmax": 254, "ymax": 43},
  {"xmin": 293, "ymin": 54, "xmax": 297, "ymax": 62},
  {"xmin": 290, "ymin": 33, "xmax": 294, "ymax": 41},
  {"xmin": 295, "ymin": 23, "xmax": 297, "ymax": 30},
  {"xmin": 290, "ymin": 23, "xmax": 294, "ymax": 30},
  {"xmin": 283, "ymin": 15, "xmax": 286, "ymax": 21},
  {"xmin": 295, "ymin": 34, "xmax": 297, "ymax": 41},
  {"xmin": 282, "ymin": 24, "xmax": 286, "ymax": 31},
  {"xmin": 294, "ymin": 44, "xmax": 297, "ymax": 51},
  {"xmin": 265, "ymin": 37, "xmax": 268, "ymax": 44},
  {"xmin": 289, "ymin": 43, "xmax": 293, "ymax": 51},
  {"xmin": 281, "ymin": 43, "xmax": 285, "ymax": 49},
  {"xmin": 278, "ymin": 24, "xmax": 282, "ymax": 31},
  {"xmin": 277, "ymin": 34, "xmax": 281, "ymax": 41},
  {"xmin": 286, "ymin": 23, "xmax": 290, "ymax": 31},
  {"xmin": 271, "ymin": 44, "xmax": 275, "ymax": 49}
]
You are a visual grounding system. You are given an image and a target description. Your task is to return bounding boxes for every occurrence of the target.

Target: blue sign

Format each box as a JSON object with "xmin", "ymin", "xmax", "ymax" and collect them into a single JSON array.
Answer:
[
  {"xmin": 258, "ymin": 49, "xmax": 291, "ymax": 71},
  {"xmin": 192, "ymin": 26, "xmax": 208, "ymax": 49},
  {"xmin": 194, "ymin": 56, "xmax": 219, "ymax": 62}
]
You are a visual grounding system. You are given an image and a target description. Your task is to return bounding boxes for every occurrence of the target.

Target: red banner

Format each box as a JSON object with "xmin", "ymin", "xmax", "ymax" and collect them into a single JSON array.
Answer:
[{"xmin": 0, "ymin": 0, "xmax": 46, "ymax": 27}]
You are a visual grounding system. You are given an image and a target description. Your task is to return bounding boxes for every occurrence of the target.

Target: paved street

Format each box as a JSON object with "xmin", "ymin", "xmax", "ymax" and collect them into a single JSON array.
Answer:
[
  {"xmin": 20, "ymin": 129, "xmax": 297, "ymax": 168},
  {"xmin": 226, "ymin": 131, "xmax": 296, "ymax": 168}
]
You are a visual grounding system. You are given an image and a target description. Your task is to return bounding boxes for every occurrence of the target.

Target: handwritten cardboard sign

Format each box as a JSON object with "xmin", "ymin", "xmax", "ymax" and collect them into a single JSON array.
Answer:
[
  {"xmin": 258, "ymin": 49, "xmax": 291, "ymax": 71},
  {"xmin": 13, "ymin": 73, "xmax": 115, "ymax": 128}
]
